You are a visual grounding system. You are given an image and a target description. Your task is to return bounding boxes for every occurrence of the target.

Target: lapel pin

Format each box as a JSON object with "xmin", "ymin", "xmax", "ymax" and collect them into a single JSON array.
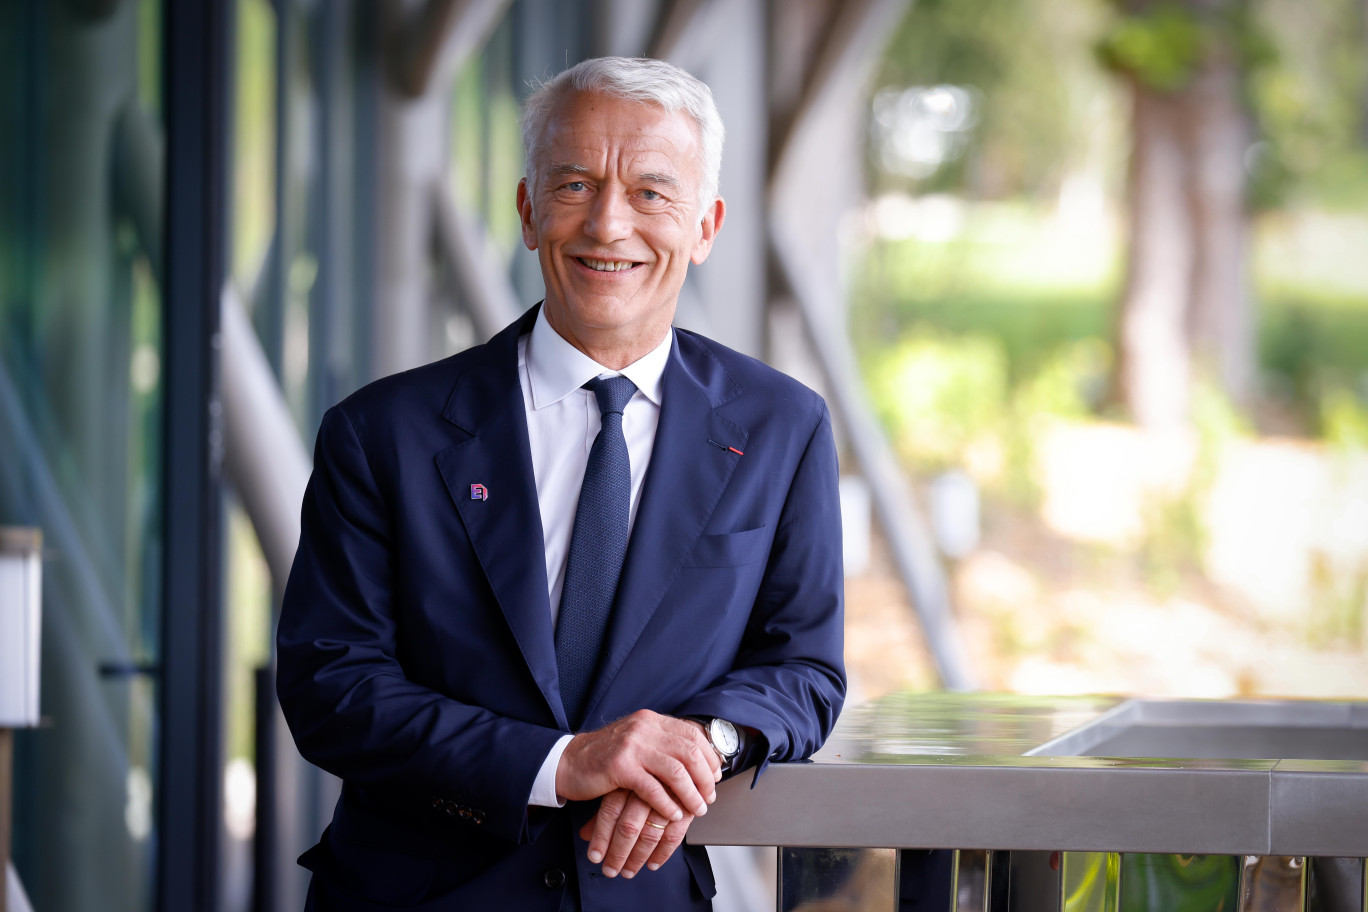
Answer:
[
  {"xmin": 707, "ymin": 439, "xmax": 744, "ymax": 456},
  {"xmin": 470, "ymin": 484, "xmax": 489, "ymax": 501}
]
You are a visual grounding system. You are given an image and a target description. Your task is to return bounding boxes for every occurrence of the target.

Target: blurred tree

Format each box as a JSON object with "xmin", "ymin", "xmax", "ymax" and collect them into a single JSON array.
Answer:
[
  {"xmin": 871, "ymin": 0, "xmax": 1091, "ymax": 200},
  {"xmin": 870, "ymin": 0, "xmax": 1368, "ymax": 431},
  {"xmin": 1098, "ymin": 0, "xmax": 1269, "ymax": 428}
]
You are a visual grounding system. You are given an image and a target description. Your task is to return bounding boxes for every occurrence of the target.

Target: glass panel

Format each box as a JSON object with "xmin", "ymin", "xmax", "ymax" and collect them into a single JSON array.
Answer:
[
  {"xmin": 1007, "ymin": 851, "xmax": 1061, "ymax": 912},
  {"xmin": 781, "ymin": 846, "xmax": 897, "ymax": 912},
  {"xmin": 0, "ymin": 1, "xmax": 164, "ymax": 910},
  {"xmin": 953, "ymin": 849, "xmax": 989, "ymax": 911},
  {"xmin": 1062, "ymin": 852, "xmax": 1121, "ymax": 912},
  {"xmin": 1305, "ymin": 857, "xmax": 1365, "ymax": 912},
  {"xmin": 1240, "ymin": 856, "xmax": 1306, "ymax": 912},
  {"xmin": 222, "ymin": 2, "xmax": 279, "ymax": 908},
  {"xmin": 898, "ymin": 849, "xmax": 955, "ymax": 910},
  {"xmin": 1119, "ymin": 853, "xmax": 1240, "ymax": 911}
]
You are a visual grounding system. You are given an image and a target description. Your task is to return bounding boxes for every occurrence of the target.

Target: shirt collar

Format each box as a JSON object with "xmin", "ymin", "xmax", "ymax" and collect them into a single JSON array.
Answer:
[{"xmin": 526, "ymin": 305, "xmax": 672, "ymax": 410}]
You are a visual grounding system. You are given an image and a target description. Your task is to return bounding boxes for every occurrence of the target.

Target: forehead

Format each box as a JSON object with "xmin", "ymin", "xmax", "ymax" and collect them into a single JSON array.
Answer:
[{"xmin": 539, "ymin": 91, "xmax": 702, "ymax": 179}]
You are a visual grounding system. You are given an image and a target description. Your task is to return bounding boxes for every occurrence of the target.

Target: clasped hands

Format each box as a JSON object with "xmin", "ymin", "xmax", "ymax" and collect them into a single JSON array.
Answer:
[{"xmin": 555, "ymin": 709, "xmax": 721, "ymax": 879}]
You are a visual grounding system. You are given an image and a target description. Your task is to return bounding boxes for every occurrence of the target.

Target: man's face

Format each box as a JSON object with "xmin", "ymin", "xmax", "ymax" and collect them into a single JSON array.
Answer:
[{"xmin": 518, "ymin": 90, "xmax": 724, "ymax": 362}]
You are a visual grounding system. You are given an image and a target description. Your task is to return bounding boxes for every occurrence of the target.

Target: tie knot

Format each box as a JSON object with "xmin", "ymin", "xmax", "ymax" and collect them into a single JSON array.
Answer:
[{"xmin": 584, "ymin": 375, "xmax": 637, "ymax": 417}]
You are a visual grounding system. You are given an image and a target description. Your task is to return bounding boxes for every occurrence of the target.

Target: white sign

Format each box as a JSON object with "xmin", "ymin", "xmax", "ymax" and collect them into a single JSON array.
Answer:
[{"xmin": 0, "ymin": 528, "xmax": 42, "ymax": 728}]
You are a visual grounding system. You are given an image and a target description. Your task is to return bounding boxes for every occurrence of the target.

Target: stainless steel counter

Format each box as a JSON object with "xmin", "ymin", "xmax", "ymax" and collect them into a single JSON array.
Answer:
[
  {"xmin": 689, "ymin": 694, "xmax": 1368, "ymax": 910},
  {"xmin": 691, "ymin": 693, "xmax": 1368, "ymax": 857}
]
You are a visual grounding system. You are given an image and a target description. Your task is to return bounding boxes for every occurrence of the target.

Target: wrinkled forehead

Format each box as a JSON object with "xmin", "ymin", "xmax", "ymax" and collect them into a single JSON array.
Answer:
[{"xmin": 536, "ymin": 90, "xmax": 705, "ymax": 182}]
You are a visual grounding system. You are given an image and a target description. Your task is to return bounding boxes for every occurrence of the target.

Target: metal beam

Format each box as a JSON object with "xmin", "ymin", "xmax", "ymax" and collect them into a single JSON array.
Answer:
[
  {"xmin": 221, "ymin": 284, "xmax": 311, "ymax": 594},
  {"xmin": 763, "ymin": 0, "xmax": 976, "ymax": 689},
  {"xmin": 431, "ymin": 181, "xmax": 522, "ymax": 341},
  {"xmin": 767, "ymin": 0, "xmax": 906, "ymax": 193},
  {"xmin": 159, "ymin": 0, "xmax": 230, "ymax": 909},
  {"xmin": 391, "ymin": 0, "xmax": 513, "ymax": 98},
  {"xmin": 769, "ymin": 219, "xmax": 977, "ymax": 690},
  {"xmin": 647, "ymin": 0, "xmax": 719, "ymax": 64}
]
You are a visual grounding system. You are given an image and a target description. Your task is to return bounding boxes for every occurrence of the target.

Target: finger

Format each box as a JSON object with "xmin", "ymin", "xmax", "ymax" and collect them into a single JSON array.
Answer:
[
  {"xmin": 558, "ymin": 711, "xmax": 717, "ymax": 817},
  {"xmin": 620, "ymin": 811, "xmax": 675, "ymax": 878},
  {"xmin": 674, "ymin": 718, "xmax": 723, "ymax": 781},
  {"xmin": 619, "ymin": 766, "xmax": 689, "ymax": 822},
  {"xmin": 615, "ymin": 714, "xmax": 717, "ymax": 805},
  {"xmin": 636, "ymin": 738, "xmax": 716, "ymax": 816},
  {"xmin": 645, "ymin": 815, "xmax": 692, "ymax": 872},
  {"xmin": 587, "ymin": 789, "xmax": 628, "ymax": 866},
  {"xmin": 600, "ymin": 794, "xmax": 656, "ymax": 878}
]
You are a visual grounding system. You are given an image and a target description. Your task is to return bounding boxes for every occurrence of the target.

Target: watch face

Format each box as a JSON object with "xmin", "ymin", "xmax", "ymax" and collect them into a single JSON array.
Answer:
[{"xmin": 710, "ymin": 718, "xmax": 740, "ymax": 756}]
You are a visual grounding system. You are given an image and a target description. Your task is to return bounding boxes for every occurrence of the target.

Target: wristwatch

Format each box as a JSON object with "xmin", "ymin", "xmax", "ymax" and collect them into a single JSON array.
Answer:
[{"xmin": 701, "ymin": 716, "xmax": 741, "ymax": 762}]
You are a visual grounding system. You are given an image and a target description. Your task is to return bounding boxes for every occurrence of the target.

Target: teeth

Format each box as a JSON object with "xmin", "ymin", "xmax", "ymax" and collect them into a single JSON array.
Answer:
[{"xmin": 580, "ymin": 258, "xmax": 635, "ymax": 272}]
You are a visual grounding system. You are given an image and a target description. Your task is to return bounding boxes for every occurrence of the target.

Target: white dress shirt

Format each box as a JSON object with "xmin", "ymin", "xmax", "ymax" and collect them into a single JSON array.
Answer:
[{"xmin": 521, "ymin": 307, "xmax": 673, "ymax": 807}]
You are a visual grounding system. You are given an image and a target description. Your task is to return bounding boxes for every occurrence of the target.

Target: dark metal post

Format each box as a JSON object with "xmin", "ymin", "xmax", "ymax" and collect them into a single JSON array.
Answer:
[
  {"xmin": 159, "ymin": 1, "xmax": 231, "ymax": 909},
  {"xmin": 252, "ymin": 667, "xmax": 279, "ymax": 912},
  {"xmin": 0, "ymin": 728, "xmax": 10, "ymax": 912}
]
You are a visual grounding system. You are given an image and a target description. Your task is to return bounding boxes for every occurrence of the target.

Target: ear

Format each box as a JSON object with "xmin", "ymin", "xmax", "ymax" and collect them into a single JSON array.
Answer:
[
  {"xmin": 690, "ymin": 196, "xmax": 725, "ymax": 266},
  {"xmin": 517, "ymin": 178, "xmax": 538, "ymax": 251}
]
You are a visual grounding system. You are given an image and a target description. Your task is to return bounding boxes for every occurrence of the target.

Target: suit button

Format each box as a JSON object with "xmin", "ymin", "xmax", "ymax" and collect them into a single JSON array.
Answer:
[
  {"xmin": 472, "ymin": 809, "xmax": 486, "ymax": 824},
  {"xmin": 444, "ymin": 801, "xmax": 458, "ymax": 816},
  {"xmin": 543, "ymin": 868, "xmax": 566, "ymax": 889},
  {"xmin": 430, "ymin": 796, "xmax": 444, "ymax": 811},
  {"xmin": 457, "ymin": 806, "xmax": 472, "ymax": 819}
]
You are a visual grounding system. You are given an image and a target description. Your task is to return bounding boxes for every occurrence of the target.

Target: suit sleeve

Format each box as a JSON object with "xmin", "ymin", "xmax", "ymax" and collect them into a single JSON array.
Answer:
[
  {"xmin": 276, "ymin": 405, "xmax": 564, "ymax": 845},
  {"xmin": 673, "ymin": 401, "xmax": 847, "ymax": 782}
]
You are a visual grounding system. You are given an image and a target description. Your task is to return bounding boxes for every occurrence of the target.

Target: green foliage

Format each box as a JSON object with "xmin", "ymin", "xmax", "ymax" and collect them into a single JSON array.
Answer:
[
  {"xmin": 851, "ymin": 225, "xmax": 1118, "ymax": 389},
  {"xmin": 1307, "ymin": 548, "xmax": 1368, "ymax": 649},
  {"xmin": 864, "ymin": 326, "xmax": 1109, "ymax": 507},
  {"xmin": 1138, "ymin": 383, "xmax": 1247, "ymax": 592},
  {"xmin": 1096, "ymin": 3, "xmax": 1206, "ymax": 92},
  {"xmin": 1319, "ymin": 386, "xmax": 1368, "ymax": 452},
  {"xmin": 1261, "ymin": 293, "xmax": 1368, "ymax": 418},
  {"xmin": 867, "ymin": 329, "xmax": 1009, "ymax": 475},
  {"xmin": 449, "ymin": 44, "xmax": 526, "ymax": 255},
  {"xmin": 873, "ymin": 0, "xmax": 1100, "ymax": 198},
  {"xmin": 1248, "ymin": 0, "xmax": 1368, "ymax": 211},
  {"xmin": 1305, "ymin": 384, "xmax": 1368, "ymax": 647},
  {"xmin": 1096, "ymin": 1, "xmax": 1276, "ymax": 93},
  {"xmin": 1014, "ymin": 338, "xmax": 1110, "ymax": 423},
  {"xmin": 1119, "ymin": 854, "xmax": 1242, "ymax": 910}
]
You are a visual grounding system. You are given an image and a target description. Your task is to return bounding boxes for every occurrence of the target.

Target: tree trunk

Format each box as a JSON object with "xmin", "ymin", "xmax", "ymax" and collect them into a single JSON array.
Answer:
[
  {"xmin": 1114, "ymin": 1, "xmax": 1254, "ymax": 428},
  {"xmin": 1117, "ymin": 80, "xmax": 1195, "ymax": 430},
  {"xmin": 1184, "ymin": 49, "xmax": 1255, "ymax": 405}
]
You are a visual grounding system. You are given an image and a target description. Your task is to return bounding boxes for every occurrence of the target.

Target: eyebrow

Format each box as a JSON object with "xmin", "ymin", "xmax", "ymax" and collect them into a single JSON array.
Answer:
[
  {"xmin": 544, "ymin": 162, "xmax": 681, "ymax": 190},
  {"xmin": 637, "ymin": 171, "xmax": 681, "ymax": 190},
  {"xmin": 547, "ymin": 162, "xmax": 591, "ymax": 178}
]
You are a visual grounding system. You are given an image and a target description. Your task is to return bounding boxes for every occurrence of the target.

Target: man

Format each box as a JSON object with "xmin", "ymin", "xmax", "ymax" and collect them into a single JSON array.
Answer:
[{"xmin": 277, "ymin": 56, "xmax": 845, "ymax": 911}]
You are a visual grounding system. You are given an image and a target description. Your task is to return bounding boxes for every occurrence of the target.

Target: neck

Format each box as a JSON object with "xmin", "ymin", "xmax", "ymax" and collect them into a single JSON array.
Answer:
[{"xmin": 543, "ymin": 310, "xmax": 671, "ymax": 371}]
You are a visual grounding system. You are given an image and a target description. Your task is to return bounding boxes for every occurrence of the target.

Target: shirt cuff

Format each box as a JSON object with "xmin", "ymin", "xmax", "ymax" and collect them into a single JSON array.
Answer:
[{"xmin": 528, "ymin": 734, "xmax": 574, "ymax": 808}]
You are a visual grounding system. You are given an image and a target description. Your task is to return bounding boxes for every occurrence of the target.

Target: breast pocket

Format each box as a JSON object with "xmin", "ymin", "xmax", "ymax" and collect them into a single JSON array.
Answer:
[{"xmin": 683, "ymin": 526, "xmax": 769, "ymax": 567}]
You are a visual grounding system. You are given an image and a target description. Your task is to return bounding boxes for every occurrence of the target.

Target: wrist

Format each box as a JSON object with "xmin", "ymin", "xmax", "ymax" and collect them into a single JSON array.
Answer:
[{"xmin": 686, "ymin": 715, "xmax": 743, "ymax": 766}]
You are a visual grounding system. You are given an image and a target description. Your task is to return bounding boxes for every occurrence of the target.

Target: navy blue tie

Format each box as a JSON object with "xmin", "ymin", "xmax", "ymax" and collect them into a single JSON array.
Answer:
[{"xmin": 555, "ymin": 375, "xmax": 637, "ymax": 728}]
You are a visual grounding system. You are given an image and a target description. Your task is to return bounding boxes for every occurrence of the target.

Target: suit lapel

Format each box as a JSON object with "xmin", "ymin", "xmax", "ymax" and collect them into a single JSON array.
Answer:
[
  {"xmin": 583, "ymin": 331, "xmax": 749, "ymax": 719},
  {"xmin": 434, "ymin": 308, "xmax": 568, "ymax": 729}
]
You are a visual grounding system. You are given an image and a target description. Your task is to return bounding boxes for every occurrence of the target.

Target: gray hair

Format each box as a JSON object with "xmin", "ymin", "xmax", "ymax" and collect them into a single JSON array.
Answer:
[{"xmin": 520, "ymin": 56, "xmax": 725, "ymax": 214}]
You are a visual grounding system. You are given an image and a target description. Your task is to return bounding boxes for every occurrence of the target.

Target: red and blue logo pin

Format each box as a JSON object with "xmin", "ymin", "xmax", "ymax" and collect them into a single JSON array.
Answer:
[{"xmin": 470, "ymin": 484, "xmax": 489, "ymax": 501}]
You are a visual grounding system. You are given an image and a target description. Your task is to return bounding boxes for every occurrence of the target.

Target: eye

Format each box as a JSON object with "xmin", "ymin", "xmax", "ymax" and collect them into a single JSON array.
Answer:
[
  {"xmin": 565, "ymin": 181, "xmax": 587, "ymax": 192},
  {"xmin": 639, "ymin": 188, "xmax": 664, "ymax": 202}
]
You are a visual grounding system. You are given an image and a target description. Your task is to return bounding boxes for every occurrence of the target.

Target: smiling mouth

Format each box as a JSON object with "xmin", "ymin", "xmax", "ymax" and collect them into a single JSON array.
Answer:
[{"xmin": 576, "ymin": 257, "xmax": 641, "ymax": 273}]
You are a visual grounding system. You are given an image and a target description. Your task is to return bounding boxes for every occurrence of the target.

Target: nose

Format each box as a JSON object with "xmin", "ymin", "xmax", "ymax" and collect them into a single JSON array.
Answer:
[{"xmin": 583, "ymin": 186, "xmax": 632, "ymax": 243}]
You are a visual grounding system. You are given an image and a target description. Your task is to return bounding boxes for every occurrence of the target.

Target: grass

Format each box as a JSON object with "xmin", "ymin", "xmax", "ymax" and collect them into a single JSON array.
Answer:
[{"xmin": 852, "ymin": 202, "xmax": 1368, "ymax": 430}]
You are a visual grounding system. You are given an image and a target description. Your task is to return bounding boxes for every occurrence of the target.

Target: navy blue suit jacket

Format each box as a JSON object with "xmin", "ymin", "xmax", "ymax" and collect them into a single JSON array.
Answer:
[{"xmin": 277, "ymin": 306, "xmax": 846, "ymax": 910}]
